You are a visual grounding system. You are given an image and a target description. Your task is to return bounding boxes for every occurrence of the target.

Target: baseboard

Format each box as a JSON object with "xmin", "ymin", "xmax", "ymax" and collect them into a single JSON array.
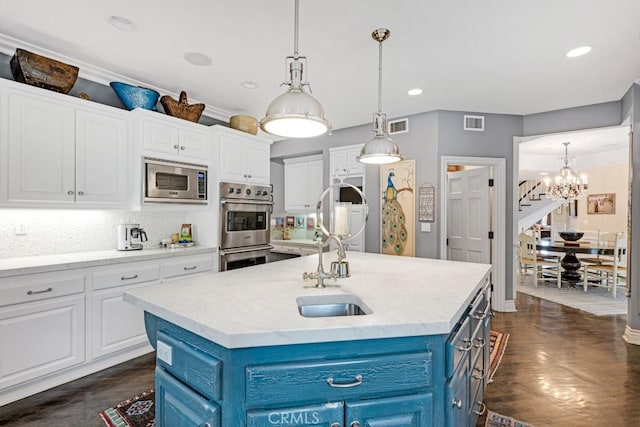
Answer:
[
  {"xmin": 492, "ymin": 298, "xmax": 517, "ymax": 312},
  {"xmin": 623, "ymin": 325, "xmax": 640, "ymax": 346}
]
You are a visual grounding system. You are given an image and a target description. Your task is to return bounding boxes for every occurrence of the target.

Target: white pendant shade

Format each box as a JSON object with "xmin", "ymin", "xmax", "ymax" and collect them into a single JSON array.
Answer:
[
  {"xmin": 260, "ymin": 88, "xmax": 330, "ymax": 138},
  {"xmin": 260, "ymin": 0, "xmax": 330, "ymax": 139}
]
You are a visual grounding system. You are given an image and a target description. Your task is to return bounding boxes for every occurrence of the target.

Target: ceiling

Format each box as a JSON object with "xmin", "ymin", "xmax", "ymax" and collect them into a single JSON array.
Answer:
[{"xmin": 1, "ymin": 0, "xmax": 639, "ymax": 137}]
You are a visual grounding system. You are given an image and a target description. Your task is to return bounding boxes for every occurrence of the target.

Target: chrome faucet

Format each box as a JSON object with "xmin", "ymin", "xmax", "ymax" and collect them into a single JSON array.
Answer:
[{"xmin": 302, "ymin": 235, "xmax": 346, "ymax": 288}]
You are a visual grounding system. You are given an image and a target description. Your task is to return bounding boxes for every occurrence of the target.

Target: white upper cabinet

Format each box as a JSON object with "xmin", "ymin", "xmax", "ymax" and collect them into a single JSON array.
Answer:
[
  {"xmin": 2, "ymin": 83, "xmax": 130, "ymax": 208},
  {"xmin": 284, "ymin": 155, "xmax": 323, "ymax": 212},
  {"xmin": 214, "ymin": 125, "xmax": 271, "ymax": 185},
  {"xmin": 329, "ymin": 144, "xmax": 364, "ymax": 179},
  {"xmin": 137, "ymin": 109, "xmax": 211, "ymax": 162}
]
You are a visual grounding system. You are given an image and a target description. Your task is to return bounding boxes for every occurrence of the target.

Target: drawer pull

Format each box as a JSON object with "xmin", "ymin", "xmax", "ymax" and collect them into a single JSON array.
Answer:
[
  {"xmin": 474, "ymin": 337, "xmax": 486, "ymax": 348},
  {"xmin": 327, "ymin": 374, "xmax": 363, "ymax": 388},
  {"xmin": 121, "ymin": 274, "xmax": 139, "ymax": 281},
  {"xmin": 472, "ymin": 311, "xmax": 487, "ymax": 320},
  {"xmin": 183, "ymin": 266, "xmax": 198, "ymax": 271},
  {"xmin": 455, "ymin": 339, "xmax": 472, "ymax": 352},
  {"xmin": 473, "ymin": 401, "xmax": 487, "ymax": 415},
  {"xmin": 452, "ymin": 398, "xmax": 463, "ymax": 409},
  {"xmin": 350, "ymin": 422, "xmax": 360, "ymax": 427},
  {"xmin": 472, "ymin": 368, "xmax": 486, "ymax": 380},
  {"xmin": 27, "ymin": 287, "xmax": 53, "ymax": 295},
  {"xmin": 330, "ymin": 423, "xmax": 341, "ymax": 427}
]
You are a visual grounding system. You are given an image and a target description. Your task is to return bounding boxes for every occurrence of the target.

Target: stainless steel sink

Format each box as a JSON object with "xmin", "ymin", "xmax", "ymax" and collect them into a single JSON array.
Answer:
[{"xmin": 297, "ymin": 295, "xmax": 370, "ymax": 318}]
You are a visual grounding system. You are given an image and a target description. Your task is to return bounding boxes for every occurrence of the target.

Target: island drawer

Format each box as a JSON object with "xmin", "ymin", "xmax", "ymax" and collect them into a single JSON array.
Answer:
[
  {"xmin": 245, "ymin": 351, "xmax": 432, "ymax": 407},
  {"xmin": 156, "ymin": 331, "xmax": 222, "ymax": 401},
  {"xmin": 446, "ymin": 316, "xmax": 471, "ymax": 376}
]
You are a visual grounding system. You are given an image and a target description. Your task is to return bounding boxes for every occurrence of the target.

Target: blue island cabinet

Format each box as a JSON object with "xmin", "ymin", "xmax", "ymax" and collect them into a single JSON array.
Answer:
[{"xmin": 143, "ymin": 281, "xmax": 490, "ymax": 427}]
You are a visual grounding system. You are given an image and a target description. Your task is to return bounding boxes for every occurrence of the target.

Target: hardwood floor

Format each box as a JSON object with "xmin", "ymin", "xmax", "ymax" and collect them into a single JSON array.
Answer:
[{"xmin": 1, "ymin": 291, "xmax": 639, "ymax": 426}]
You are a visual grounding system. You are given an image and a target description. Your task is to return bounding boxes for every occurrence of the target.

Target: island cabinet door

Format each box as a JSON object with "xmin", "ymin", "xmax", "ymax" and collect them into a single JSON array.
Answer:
[
  {"xmin": 345, "ymin": 393, "xmax": 433, "ymax": 427},
  {"xmin": 247, "ymin": 402, "xmax": 344, "ymax": 427},
  {"xmin": 155, "ymin": 367, "xmax": 220, "ymax": 427}
]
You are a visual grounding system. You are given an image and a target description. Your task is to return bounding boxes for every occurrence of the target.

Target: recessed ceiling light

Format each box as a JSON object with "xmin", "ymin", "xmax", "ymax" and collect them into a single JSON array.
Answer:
[
  {"xmin": 566, "ymin": 46, "xmax": 592, "ymax": 58},
  {"xmin": 241, "ymin": 81, "xmax": 258, "ymax": 89},
  {"xmin": 108, "ymin": 16, "xmax": 135, "ymax": 32},
  {"xmin": 407, "ymin": 88, "xmax": 423, "ymax": 96},
  {"xmin": 183, "ymin": 52, "xmax": 212, "ymax": 66}
]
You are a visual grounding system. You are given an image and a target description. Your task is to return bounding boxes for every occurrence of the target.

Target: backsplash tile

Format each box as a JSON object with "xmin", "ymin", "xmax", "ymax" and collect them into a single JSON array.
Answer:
[{"xmin": 0, "ymin": 210, "xmax": 190, "ymax": 259}]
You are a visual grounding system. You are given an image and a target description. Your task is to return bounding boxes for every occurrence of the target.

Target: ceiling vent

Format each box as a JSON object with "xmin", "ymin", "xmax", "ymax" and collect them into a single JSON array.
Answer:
[
  {"xmin": 464, "ymin": 115, "xmax": 485, "ymax": 131},
  {"xmin": 388, "ymin": 118, "xmax": 409, "ymax": 135}
]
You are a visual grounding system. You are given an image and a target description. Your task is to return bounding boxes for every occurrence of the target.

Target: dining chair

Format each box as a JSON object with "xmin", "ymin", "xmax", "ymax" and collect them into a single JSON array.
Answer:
[
  {"xmin": 518, "ymin": 232, "xmax": 562, "ymax": 288},
  {"xmin": 579, "ymin": 231, "xmax": 617, "ymax": 265},
  {"xmin": 582, "ymin": 232, "xmax": 626, "ymax": 298}
]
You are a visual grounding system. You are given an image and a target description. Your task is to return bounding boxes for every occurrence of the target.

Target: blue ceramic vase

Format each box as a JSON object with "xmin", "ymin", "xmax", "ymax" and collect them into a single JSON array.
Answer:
[{"xmin": 110, "ymin": 81, "xmax": 159, "ymax": 111}]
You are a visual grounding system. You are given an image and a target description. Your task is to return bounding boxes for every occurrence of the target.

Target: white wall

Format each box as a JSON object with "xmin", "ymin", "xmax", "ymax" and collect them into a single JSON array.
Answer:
[{"xmin": 0, "ymin": 209, "xmax": 190, "ymax": 258}]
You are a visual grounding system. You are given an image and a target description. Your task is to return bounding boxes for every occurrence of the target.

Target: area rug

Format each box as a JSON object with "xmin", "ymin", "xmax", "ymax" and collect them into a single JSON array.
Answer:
[
  {"xmin": 517, "ymin": 275, "xmax": 626, "ymax": 316},
  {"xmin": 100, "ymin": 388, "xmax": 155, "ymax": 427},
  {"xmin": 485, "ymin": 409, "xmax": 534, "ymax": 427},
  {"xmin": 489, "ymin": 330, "xmax": 509, "ymax": 383}
]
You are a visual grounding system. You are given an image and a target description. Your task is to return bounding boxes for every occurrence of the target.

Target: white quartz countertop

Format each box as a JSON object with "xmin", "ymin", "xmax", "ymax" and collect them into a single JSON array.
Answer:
[
  {"xmin": 0, "ymin": 246, "xmax": 217, "ymax": 278},
  {"xmin": 124, "ymin": 251, "xmax": 491, "ymax": 349},
  {"xmin": 271, "ymin": 239, "xmax": 320, "ymax": 247}
]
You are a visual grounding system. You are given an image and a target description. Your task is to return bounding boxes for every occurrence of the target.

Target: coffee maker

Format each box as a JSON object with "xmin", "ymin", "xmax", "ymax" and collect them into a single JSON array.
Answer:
[{"xmin": 117, "ymin": 224, "xmax": 148, "ymax": 251}]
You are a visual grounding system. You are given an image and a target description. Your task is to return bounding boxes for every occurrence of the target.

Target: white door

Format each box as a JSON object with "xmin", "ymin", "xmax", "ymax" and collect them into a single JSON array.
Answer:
[{"xmin": 447, "ymin": 167, "xmax": 491, "ymax": 263}]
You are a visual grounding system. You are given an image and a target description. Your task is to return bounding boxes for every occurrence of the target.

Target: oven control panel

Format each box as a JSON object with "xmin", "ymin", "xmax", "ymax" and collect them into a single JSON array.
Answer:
[{"xmin": 220, "ymin": 182, "xmax": 273, "ymax": 201}]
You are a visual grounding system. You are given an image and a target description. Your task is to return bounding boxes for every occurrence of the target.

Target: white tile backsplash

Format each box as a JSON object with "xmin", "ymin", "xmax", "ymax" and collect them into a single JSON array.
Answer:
[{"xmin": 0, "ymin": 209, "xmax": 192, "ymax": 259}]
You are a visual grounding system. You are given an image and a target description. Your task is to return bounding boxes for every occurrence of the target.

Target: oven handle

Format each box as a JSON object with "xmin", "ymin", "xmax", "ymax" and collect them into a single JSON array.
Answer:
[
  {"xmin": 219, "ymin": 245, "xmax": 273, "ymax": 256},
  {"xmin": 220, "ymin": 199, "xmax": 273, "ymax": 205}
]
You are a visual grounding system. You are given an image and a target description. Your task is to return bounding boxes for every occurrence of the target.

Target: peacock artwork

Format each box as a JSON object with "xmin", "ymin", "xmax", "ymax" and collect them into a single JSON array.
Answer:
[{"xmin": 380, "ymin": 160, "xmax": 415, "ymax": 256}]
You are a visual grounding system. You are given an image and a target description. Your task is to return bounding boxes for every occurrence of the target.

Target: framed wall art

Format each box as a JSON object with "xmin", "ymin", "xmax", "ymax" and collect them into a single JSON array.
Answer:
[
  {"xmin": 380, "ymin": 159, "xmax": 415, "ymax": 257},
  {"xmin": 587, "ymin": 193, "xmax": 616, "ymax": 215}
]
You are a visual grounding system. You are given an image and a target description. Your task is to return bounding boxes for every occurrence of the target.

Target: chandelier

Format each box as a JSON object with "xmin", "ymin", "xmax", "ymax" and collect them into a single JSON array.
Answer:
[{"xmin": 544, "ymin": 142, "xmax": 588, "ymax": 205}]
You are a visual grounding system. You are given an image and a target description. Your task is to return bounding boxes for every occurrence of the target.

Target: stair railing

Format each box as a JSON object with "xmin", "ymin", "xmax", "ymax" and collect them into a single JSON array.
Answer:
[{"xmin": 518, "ymin": 180, "xmax": 545, "ymax": 211}]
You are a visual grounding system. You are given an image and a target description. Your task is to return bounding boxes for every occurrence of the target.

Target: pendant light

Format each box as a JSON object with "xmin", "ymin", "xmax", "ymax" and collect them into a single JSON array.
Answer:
[
  {"xmin": 357, "ymin": 28, "xmax": 402, "ymax": 164},
  {"xmin": 260, "ymin": 0, "xmax": 331, "ymax": 139},
  {"xmin": 544, "ymin": 142, "xmax": 588, "ymax": 204}
]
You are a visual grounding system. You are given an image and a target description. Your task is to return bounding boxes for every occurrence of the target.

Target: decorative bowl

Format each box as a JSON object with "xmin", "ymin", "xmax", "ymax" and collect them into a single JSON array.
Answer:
[
  {"xmin": 110, "ymin": 81, "xmax": 159, "ymax": 111},
  {"xmin": 559, "ymin": 231, "xmax": 584, "ymax": 241},
  {"xmin": 230, "ymin": 115, "xmax": 258, "ymax": 135},
  {"xmin": 10, "ymin": 48, "xmax": 79, "ymax": 94}
]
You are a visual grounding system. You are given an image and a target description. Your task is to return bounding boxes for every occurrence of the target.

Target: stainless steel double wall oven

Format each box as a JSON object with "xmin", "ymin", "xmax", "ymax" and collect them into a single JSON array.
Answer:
[{"xmin": 219, "ymin": 182, "xmax": 273, "ymax": 271}]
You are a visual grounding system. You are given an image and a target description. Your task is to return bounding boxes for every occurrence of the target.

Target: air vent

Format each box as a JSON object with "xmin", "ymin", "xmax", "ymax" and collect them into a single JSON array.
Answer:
[
  {"xmin": 464, "ymin": 115, "xmax": 485, "ymax": 131},
  {"xmin": 388, "ymin": 118, "xmax": 409, "ymax": 135}
]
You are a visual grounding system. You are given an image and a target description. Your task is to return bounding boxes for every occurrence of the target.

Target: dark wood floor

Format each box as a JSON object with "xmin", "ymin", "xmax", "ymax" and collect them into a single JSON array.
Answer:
[{"xmin": 2, "ymin": 291, "xmax": 639, "ymax": 426}]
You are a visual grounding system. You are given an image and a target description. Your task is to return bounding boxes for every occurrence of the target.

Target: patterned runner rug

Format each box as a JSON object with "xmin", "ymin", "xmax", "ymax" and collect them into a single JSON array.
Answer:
[
  {"xmin": 101, "ymin": 330, "xmax": 511, "ymax": 426},
  {"xmin": 485, "ymin": 409, "xmax": 534, "ymax": 427},
  {"xmin": 489, "ymin": 329, "xmax": 509, "ymax": 383},
  {"xmin": 100, "ymin": 389, "xmax": 155, "ymax": 427}
]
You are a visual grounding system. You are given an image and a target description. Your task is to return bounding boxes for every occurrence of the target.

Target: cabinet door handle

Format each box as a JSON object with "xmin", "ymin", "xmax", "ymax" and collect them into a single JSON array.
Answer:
[
  {"xmin": 77, "ymin": 191, "xmax": 85, "ymax": 196},
  {"xmin": 180, "ymin": 146, "xmax": 185, "ymax": 150},
  {"xmin": 472, "ymin": 368, "xmax": 486, "ymax": 380},
  {"xmin": 473, "ymin": 337, "xmax": 486, "ymax": 348},
  {"xmin": 247, "ymin": 174, "xmax": 252, "ymax": 178},
  {"xmin": 326, "ymin": 374, "xmax": 363, "ymax": 388},
  {"xmin": 473, "ymin": 401, "xmax": 487, "ymax": 415},
  {"xmin": 350, "ymin": 422, "xmax": 361, "ymax": 427},
  {"xmin": 67, "ymin": 190, "xmax": 75, "ymax": 195},
  {"xmin": 452, "ymin": 398, "xmax": 463, "ymax": 409},
  {"xmin": 27, "ymin": 287, "xmax": 53, "ymax": 295},
  {"xmin": 455, "ymin": 339, "xmax": 472, "ymax": 352},
  {"xmin": 121, "ymin": 274, "xmax": 139, "ymax": 281},
  {"xmin": 330, "ymin": 423, "xmax": 341, "ymax": 427},
  {"xmin": 173, "ymin": 144, "xmax": 179, "ymax": 149},
  {"xmin": 183, "ymin": 266, "xmax": 197, "ymax": 271},
  {"xmin": 473, "ymin": 311, "xmax": 487, "ymax": 320}
]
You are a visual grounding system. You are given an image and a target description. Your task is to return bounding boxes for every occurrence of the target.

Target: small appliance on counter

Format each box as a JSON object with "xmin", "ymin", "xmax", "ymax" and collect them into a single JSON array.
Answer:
[{"xmin": 117, "ymin": 224, "xmax": 148, "ymax": 251}]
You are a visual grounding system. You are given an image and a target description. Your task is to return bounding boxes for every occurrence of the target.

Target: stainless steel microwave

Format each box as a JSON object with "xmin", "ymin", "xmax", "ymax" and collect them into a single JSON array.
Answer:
[{"xmin": 144, "ymin": 157, "xmax": 208, "ymax": 204}]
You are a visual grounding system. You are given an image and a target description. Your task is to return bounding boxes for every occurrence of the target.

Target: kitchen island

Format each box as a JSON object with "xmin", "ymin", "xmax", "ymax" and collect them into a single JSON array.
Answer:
[{"xmin": 125, "ymin": 251, "xmax": 491, "ymax": 427}]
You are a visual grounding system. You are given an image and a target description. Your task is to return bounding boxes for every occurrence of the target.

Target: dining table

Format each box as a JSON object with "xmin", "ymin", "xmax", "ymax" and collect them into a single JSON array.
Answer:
[{"xmin": 536, "ymin": 238, "xmax": 617, "ymax": 286}]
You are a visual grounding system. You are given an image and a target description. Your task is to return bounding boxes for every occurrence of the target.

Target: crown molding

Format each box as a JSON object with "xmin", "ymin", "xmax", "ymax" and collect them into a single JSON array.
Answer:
[{"xmin": 0, "ymin": 33, "xmax": 232, "ymax": 122}]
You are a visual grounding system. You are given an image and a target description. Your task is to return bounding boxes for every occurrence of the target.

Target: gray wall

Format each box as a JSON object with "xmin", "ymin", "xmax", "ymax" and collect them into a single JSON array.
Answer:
[{"xmin": 626, "ymin": 84, "xmax": 640, "ymax": 331}]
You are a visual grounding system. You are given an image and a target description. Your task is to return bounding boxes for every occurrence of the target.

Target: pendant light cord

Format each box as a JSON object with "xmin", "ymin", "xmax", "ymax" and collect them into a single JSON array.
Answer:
[
  {"xmin": 377, "ymin": 39, "xmax": 383, "ymax": 114},
  {"xmin": 293, "ymin": 0, "xmax": 299, "ymax": 59}
]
